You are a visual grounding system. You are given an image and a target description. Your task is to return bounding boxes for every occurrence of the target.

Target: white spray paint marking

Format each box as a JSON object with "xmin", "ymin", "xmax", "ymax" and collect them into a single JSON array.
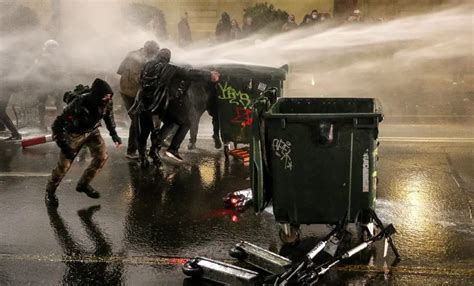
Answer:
[
  {"xmin": 272, "ymin": 138, "xmax": 293, "ymax": 171},
  {"xmin": 362, "ymin": 149, "xmax": 370, "ymax": 193}
]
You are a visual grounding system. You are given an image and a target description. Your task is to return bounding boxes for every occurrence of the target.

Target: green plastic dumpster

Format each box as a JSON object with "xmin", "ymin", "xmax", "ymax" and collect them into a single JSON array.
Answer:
[
  {"xmin": 214, "ymin": 64, "xmax": 287, "ymax": 158},
  {"xmin": 251, "ymin": 97, "xmax": 383, "ymax": 242}
]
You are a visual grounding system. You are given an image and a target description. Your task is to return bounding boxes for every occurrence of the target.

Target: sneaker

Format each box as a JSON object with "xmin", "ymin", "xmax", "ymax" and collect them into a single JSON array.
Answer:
[
  {"xmin": 45, "ymin": 191, "xmax": 59, "ymax": 208},
  {"xmin": 126, "ymin": 152, "xmax": 139, "ymax": 160},
  {"xmin": 76, "ymin": 184, "xmax": 100, "ymax": 199},
  {"xmin": 165, "ymin": 149, "xmax": 183, "ymax": 162}
]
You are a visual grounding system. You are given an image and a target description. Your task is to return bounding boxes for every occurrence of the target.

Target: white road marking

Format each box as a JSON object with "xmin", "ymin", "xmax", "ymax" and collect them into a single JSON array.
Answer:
[
  {"xmin": 469, "ymin": 201, "xmax": 473, "ymax": 220},
  {"xmin": 0, "ymin": 172, "xmax": 50, "ymax": 177},
  {"xmin": 450, "ymin": 174, "xmax": 461, "ymax": 189},
  {"xmin": 380, "ymin": 137, "xmax": 474, "ymax": 143}
]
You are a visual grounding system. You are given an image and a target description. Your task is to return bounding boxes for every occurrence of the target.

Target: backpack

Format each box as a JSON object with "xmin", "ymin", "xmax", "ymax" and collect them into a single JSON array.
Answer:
[{"xmin": 63, "ymin": 84, "xmax": 91, "ymax": 104}]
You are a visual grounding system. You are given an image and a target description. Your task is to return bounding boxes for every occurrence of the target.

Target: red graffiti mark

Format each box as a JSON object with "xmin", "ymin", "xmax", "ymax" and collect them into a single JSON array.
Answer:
[{"xmin": 231, "ymin": 107, "xmax": 253, "ymax": 127}]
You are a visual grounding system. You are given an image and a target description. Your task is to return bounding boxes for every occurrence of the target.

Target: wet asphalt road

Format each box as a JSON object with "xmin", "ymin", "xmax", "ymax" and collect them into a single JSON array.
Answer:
[{"xmin": 0, "ymin": 121, "xmax": 473, "ymax": 285}]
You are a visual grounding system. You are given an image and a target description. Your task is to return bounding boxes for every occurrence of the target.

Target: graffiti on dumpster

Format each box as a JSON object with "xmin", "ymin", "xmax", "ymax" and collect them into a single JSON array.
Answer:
[
  {"xmin": 218, "ymin": 82, "xmax": 251, "ymax": 108},
  {"xmin": 272, "ymin": 139, "xmax": 293, "ymax": 171},
  {"xmin": 231, "ymin": 107, "xmax": 253, "ymax": 128}
]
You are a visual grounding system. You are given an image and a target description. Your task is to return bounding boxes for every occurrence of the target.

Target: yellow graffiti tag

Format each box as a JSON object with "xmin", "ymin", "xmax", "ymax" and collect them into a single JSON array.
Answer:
[{"xmin": 218, "ymin": 82, "xmax": 251, "ymax": 108}]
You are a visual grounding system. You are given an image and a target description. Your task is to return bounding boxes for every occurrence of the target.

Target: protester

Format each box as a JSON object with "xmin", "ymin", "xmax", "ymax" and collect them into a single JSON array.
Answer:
[
  {"xmin": 131, "ymin": 49, "xmax": 219, "ymax": 167},
  {"xmin": 45, "ymin": 78, "xmax": 122, "ymax": 207},
  {"xmin": 230, "ymin": 19, "xmax": 241, "ymax": 40},
  {"xmin": 178, "ymin": 12, "xmax": 192, "ymax": 47},
  {"xmin": 0, "ymin": 49, "xmax": 22, "ymax": 141},
  {"xmin": 117, "ymin": 40, "xmax": 159, "ymax": 159},
  {"xmin": 0, "ymin": 85, "xmax": 21, "ymax": 141},
  {"xmin": 282, "ymin": 14, "xmax": 298, "ymax": 32},
  {"xmin": 299, "ymin": 14, "xmax": 311, "ymax": 27},
  {"xmin": 310, "ymin": 10, "xmax": 319, "ymax": 23},
  {"xmin": 347, "ymin": 9, "xmax": 363, "ymax": 23},
  {"xmin": 241, "ymin": 16, "xmax": 255, "ymax": 37},
  {"xmin": 215, "ymin": 12, "xmax": 232, "ymax": 42}
]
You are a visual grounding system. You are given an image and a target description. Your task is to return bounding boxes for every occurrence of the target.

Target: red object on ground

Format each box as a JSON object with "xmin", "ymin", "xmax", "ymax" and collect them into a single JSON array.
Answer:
[
  {"xmin": 229, "ymin": 148, "xmax": 250, "ymax": 164},
  {"xmin": 21, "ymin": 134, "xmax": 53, "ymax": 148}
]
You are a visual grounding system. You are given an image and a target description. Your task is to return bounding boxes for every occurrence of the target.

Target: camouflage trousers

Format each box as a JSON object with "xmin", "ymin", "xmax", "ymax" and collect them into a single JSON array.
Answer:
[{"xmin": 46, "ymin": 129, "xmax": 109, "ymax": 192}]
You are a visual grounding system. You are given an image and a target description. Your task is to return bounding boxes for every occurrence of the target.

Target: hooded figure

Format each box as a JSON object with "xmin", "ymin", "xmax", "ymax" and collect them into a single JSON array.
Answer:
[
  {"xmin": 131, "ymin": 49, "xmax": 219, "ymax": 167},
  {"xmin": 215, "ymin": 12, "xmax": 232, "ymax": 42},
  {"xmin": 45, "ymin": 78, "xmax": 122, "ymax": 208},
  {"xmin": 55, "ymin": 78, "xmax": 117, "ymax": 135},
  {"xmin": 117, "ymin": 40, "xmax": 159, "ymax": 159}
]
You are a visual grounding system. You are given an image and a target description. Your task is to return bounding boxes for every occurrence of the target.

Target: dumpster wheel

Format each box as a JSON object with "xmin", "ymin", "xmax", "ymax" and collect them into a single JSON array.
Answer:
[
  {"xmin": 279, "ymin": 225, "xmax": 301, "ymax": 244},
  {"xmin": 182, "ymin": 258, "xmax": 204, "ymax": 277},
  {"xmin": 229, "ymin": 246, "xmax": 248, "ymax": 260}
]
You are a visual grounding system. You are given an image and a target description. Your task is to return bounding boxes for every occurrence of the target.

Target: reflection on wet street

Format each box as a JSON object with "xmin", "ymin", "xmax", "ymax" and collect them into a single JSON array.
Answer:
[
  {"xmin": 0, "ymin": 127, "xmax": 473, "ymax": 284},
  {"xmin": 47, "ymin": 204, "xmax": 124, "ymax": 284}
]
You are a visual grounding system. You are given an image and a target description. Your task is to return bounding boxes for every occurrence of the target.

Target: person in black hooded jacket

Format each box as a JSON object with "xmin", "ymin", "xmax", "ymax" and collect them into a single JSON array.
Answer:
[
  {"xmin": 130, "ymin": 49, "xmax": 219, "ymax": 167},
  {"xmin": 45, "ymin": 78, "xmax": 122, "ymax": 208}
]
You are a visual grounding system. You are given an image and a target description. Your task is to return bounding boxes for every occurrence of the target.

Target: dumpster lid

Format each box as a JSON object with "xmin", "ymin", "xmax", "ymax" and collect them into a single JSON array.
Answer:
[{"xmin": 203, "ymin": 64, "xmax": 287, "ymax": 80}]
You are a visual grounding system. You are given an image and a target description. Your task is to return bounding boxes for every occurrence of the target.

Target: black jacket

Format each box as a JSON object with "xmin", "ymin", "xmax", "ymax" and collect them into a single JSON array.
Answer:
[
  {"xmin": 131, "ymin": 60, "xmax": 211, "ymax": 116},
  {"xmin": 52, "ymin": 79, "xmax": 117, "ymax": 143}
]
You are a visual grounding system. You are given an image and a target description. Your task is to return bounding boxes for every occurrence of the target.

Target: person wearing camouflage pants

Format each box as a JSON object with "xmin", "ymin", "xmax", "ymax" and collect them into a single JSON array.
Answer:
[{"xmin": 45, "ymin": 78, "xmax": 122, "ymax": 208}]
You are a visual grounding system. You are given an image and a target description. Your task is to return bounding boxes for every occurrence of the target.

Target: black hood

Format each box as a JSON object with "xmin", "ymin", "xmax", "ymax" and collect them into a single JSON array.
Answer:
[
  {"xmin": 87, "ymin": 78, "xmax": 113, "ymax": 104},
  {"xmin": 155, "ymin": 48, "xmax": 171, "ymax": 63}
]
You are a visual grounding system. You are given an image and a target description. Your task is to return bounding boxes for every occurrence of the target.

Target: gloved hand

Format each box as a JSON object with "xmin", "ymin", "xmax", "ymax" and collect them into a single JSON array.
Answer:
[
  {"xmin": 210, "ymin": 71, "xmax": 220, "ymax": 82},
  {"xmin": 111, "ymin": 133, "xmax": 122, "ymax": 146}
]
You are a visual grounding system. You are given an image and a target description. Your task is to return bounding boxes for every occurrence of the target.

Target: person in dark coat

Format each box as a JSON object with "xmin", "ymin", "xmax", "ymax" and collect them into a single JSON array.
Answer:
[
  {"xmin": 131, "ymin": 49, "xmax": 219, "ymax": 167},
  {"xmin": 178, "ymin": 12, "xmax": 192, "ymax": 47},
  {"xmin": 45, "ymin": 78, "xmax": 122, "ymax": 208},
  {"xmin": 117, "ymin": 40, "xmax": 159, "ymax": 159},
  {"xmin": 215, "ymin": 12, "xmax": 232, "ymax": 42}
]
